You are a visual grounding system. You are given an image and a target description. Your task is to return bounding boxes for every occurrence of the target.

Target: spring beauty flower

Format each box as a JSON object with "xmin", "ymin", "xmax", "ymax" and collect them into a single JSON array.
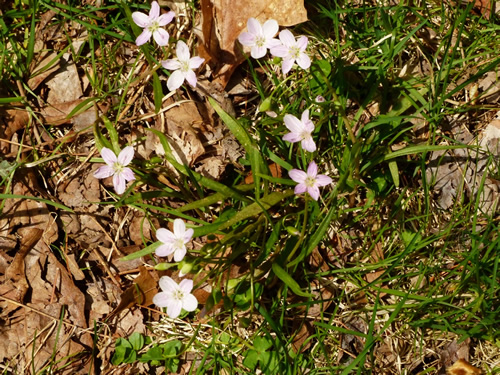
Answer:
[
  {"xmin": 289, "ymin": 161, "xmax": 332, "ymax": 201},
  {"xmin": 270, "ymin": 29, "xmax": 311, "ymax": 74},
  {"xmin": 283, "ymin": 109, "xmax": 316, "ymax": 152},
  {"xmin": 153, "ymin": 276, "xmax": 198, "ymax": 318},
  {"xmin": 161, "ymin": 41, "xmax": 205, "ymax": 91},
  {"xmin": 94, "ymin": 146, "xmax": 135, "ymax": 194},
  {"xmin": 238, "ymin": 18, "xmax": 279, "ymax": 59},
  {"xmin": 132, "ymin": 1, "xmax": 175, "ymax": 46},
  {"xmin": 155, "ymin": 218, "xmax": 194, "ymax": 262}
]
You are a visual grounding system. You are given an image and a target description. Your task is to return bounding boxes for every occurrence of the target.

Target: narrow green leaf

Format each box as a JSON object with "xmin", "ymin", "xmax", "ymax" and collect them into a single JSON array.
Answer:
[
  {"xmin": 152, "ymin": 72, "xmax": 163, "ymax": 114},
  {"xmin": 272, "ymin": 263, "xmax": 312, "ymax": 298},
  {"xmin": 121, "ymin": 241, "xmax": 161, "ymax": 261},
  {"xmin": 102, "ymin": 115, "xmax": 121, "ymax": 154},
  {"xmin": 388, "ymin": 160, "xmax": 399, "ymax": 187},
  {"xmin": 0, "ymin": 194, "xmax": 73, "ymax": 212}
]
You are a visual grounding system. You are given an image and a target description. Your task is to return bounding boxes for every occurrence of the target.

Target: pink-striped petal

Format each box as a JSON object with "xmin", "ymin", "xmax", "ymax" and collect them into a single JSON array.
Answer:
[
  {"xmin": 179, "ymin": 279, "xmax": 193, "ymax": 293},
  {"xmin": 284, "ymin": 114, "xmax": 303, "ymax": 133},
  {"xmin": 301, "ymin": 137, "xmax": 317, "ymax": 152},
  {"xmin": 100, "ymin": 147, "xmax": 117, "ymax": 165},
  {"xmin": 155, "ymin": 243, "xmax": 174, "ymax": 257},
  {"xmin": 132, "ymin": 12, "xmax": 150, "ymax": 28},
  {"xmin": 182, "ymin": 294, "xmax": 198, "ymax": 312},
  {"xmin": 307, "ymin": 185, "xmax": 320, "ymax": 200},
  {"xmin": 162, "ymin": 59, "xmax": 182, "ymax": 70},
  {"xmin": 283, "ymin": 133, "xmax": 301, "ymax": 143},
  {"xmin": 306, "ymin": 161, "xmax": 318, "ymax": 177},
  {"xmin": 167, "ymin": 70, "xmax": 185, "ymax": 91},
  {"xmin": 184, "ymin": 70, "xmax": 197, "ymax": 87},
  {"xmin": 296, "ymin": 53, "xmax": 311, "ymax": 70},
  {"xmin": 157, "ymin": 10, "xmax": 175, "ymax": 26},
  {"xmin": 289, "ymin": 169, "xmax": 307, "ymax": 183},
  {"xmin": 294, "ymin": 183, "xmax": 307, "ymax": 195},
  {"xmin": 281, "ymin": 59, "xmax": 294, "ymax": 74},
  {"xmin": 166, "ymin": 300, "xmax": 182, "ymax": 318},
  {"xmin": 315, "ymin": 175, "xmax": 333, "ymax": 186},
  {"xmin": 152, "ymin": 292, "xmax": 169, "ymax": 307},
  {"xmin": 296, "ymin": 36, "xmax": 308, "ymax": 51},
  {"xmin": 117, "ymin": 146, "xmax": 134, "ymax": 166},
  {"xmin": 251, "ymin": 46, "xmax": 267, "ymax": 59},
  {"xmin": 149, "ymin": 1, "xmax": 160, "ymax": 19},
  {"xmin": 113, "ymin": 174, "xmax": 126, "ymax": 194},
  {"xmin": 173, "ymin": 248, "xmax": 186, "ymax": 262},
  {"xmin": 159, "ymin": 276, "xmax": 177, "ymax": 293},
  {"xmin": 156, "ymin": 228, "xmax": 176, "ymax": 243},
  {"xmin": 189, "ymin": 56, "xmax": 205, "ymax": 69},
  {"xmin": 94, "ymin": 165, "xmax": 114, "ymax": 179},
  {"xmin": 153, "ymin": 28, "xmax": 169, "ymax": 46},
  {"xmin": 262, "ymin": 19, "xmax": 278, "ymax": 38},
  {"xmin": 136, "ymin": 29, "xmax": 152, "ymax": 46},
  {"xmin": 247, "ymin": 17, "xmax": 262, "ymax": 35},
  {"xmin": 279, "ymin": 29, "xmax": 296, "ymax": 47}
]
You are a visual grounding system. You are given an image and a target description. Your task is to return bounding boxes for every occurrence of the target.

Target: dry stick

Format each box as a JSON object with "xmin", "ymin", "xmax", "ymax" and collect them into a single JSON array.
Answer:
[
  {"xmin": 91, "ymin": 247, "xmax": 122, "ymax": 288},
  {"xmin": 0, "ymin": 295, "xmax": 111, "ymax": 339},
  {"xmin": 89, "ymin": 215, "xmax": 124, "ymax": 257}
]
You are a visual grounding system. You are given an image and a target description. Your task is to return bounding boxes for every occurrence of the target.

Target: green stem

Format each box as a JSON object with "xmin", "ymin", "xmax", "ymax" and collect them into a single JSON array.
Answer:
[{"xmin": 286, "ymin": 195, "xmax": 309, "ymax": 266}]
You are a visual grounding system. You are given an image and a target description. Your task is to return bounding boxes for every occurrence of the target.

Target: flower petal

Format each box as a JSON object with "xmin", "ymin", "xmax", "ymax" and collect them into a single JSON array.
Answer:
[
  {"xmin": 262, "ymin": 19, "xmax": 278, "ymax": 38},
  {"xmin": 296, "ymin": 53, "xmax": 311, "ymax": 70},
  {"xmin": 301, "ymin": 110, "xmax": 310, "ymax": 124},
  {"xmin": 183, "ymin": 228, "xmax": 194, "ymax": 242},
  {"xmin": 173, "ymin": 219, "xmax": 186, "ymax": 236},
  {"xmin": 251, "ymin": 45, "xmax": 267, "ymax": 59},
  {"xmin": 284, "ymin": 114, "xmax": 303, "ymax": 133},
  {"xmin": 132, "ymin": 11, "xmax": 150, "ymax": 28},
  {"xmin": 156, "ymin": 228, "xmax": 176, "ymax": 244},
  {"xmin": 283, "ymin": 133, "xmax": 301, "ymax": 143},
  {"xmin": 159, "ymin": 276, "xmax": 177, "ymax": 293},
  {"xmin": 100, "ymin": 147, "xmax": 117, "ymax": 165},
  {"xmin": 149, "ymin": 1, "xmax": 160, "ymax": 19},
  {"xmin": 162, "ymin": 59, "xmax": 182, "ymax": 70},
  {"xmin": 117, "ymin": 146, "xmax": 134, "ymax": 166},
  {"xmin": 135, "ymin": 29, "xmax": 152, "ymax": 46},
  {"xmin": 167, "ymin": 70, "xmax": 185, "ymax": 91},
  {"xmin": 155, "ymin": 244, "xmax": 174, "ymax": 257},
  {"xmin": 152, "ymin": 292, "xmax": 169, "ymax": 307},
  {"xmin": 270, "ymin": 44, "xmax": 288, "ymax": 58},
  {"xmin": 176, "ymin": 40, "xmax": 190, "ymax": 61},
  {"xmin": 279, "ymin": 29, "xmax": 296, "ymax": 47},
  {"xmin": 157, "ymin": 10, "xmax": 175, "ymax": 26},
  {"xmin": 121, "ymin": 168, "xmax": 136, "ymax": 182},
  {"xmin": 306, "ymin": 161, "xmax": 318, "ymax": 177},
  {"xmin": 247, "ymin": 17, "xmax": 262, "ymax": 36},
  {"xmin": 301, "ymin": 137, "xmax": 317, "ymax": 152},
  {"xmin": 294, "ymin": 183, "xmax": 307, "ymax": 195},
  {"xmin": 94, "ymin": 165, "xmax": 114, "ymax": 179},
  {"xmin": 307, "ymin": 185, "xmax": 320, "ymax": 200},
  {"xmin": 166, "ymin": 300, "xmax": 182, "ymax": 318},
  {"xmin": 189, "ymin": 56, "xmax": 205, "ymax": 69},
  {"xmin": 281, "ymin": 58, "xmax": 294, "ymax": 74},
  {"xmin": 296, "ymin": 36, "xmax": 308, "ymax": 51},
  {"xmin": 184, "ymin": 70, "xmax": 197, "ymax": 87},
  {"xmin": 182, "ymin": 294, "xmax": 198, "ymax": 312},
  {"xmin": 179, "ymin": 279, "xmax": 193, "ymax": 293},
  {"xmin": 153, "ymin": 28, "xmax": 169, "ymax": 46},
  {"xmin": 266, "ymin": 38, "xmax": 282, "ymax": 49},
  {"xmin": 113, "ymin": 174, "xmax": 126, "ymax": 194},
  {"xmin": 173, "ymin": 248, "xmax": 187, "ymax": 262},
  {"xmin": 315, "ymin": 174, "xmax": 333, "ymax": 186},
  {"xmin": 238, "ymin": 32, "xmax": 256, "ymax": 46},
  {"xmin": 289, "ymin": 169, "xmax": 307, "ymax": 183}
]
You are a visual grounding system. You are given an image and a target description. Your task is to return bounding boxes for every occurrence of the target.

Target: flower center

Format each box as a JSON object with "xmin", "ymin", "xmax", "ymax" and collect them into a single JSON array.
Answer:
[
  {"xmin": 180, "ymin": 60, "xmax": 190, "ymax": 73},
  {"xmin": 173, "ymin": 289, "xmax": 185, "ymax": 301},
  {"xmin": 305, "ymin": 176, "xmax": 316, "ymax": 188},
  {"xmin": 113, "ymin": 162, "xmax": 124, "ymax": 174},
  {"xmin": 290, "ymin": 46, "xmax": 301, "ymax": 59},
  {"xmin": 300, "ymin": 131, "xmax": 312, "ymax": 140},
  {"xmin": 174, "ymin": 238, "xmax": 185, "ymax": 250},
  {"xmin": 148, "ymin": 20, "xmax": 160, "ymax": 33},
  {"xmin": 255, "ymin": 35, "xmax": 266, "ymax": 47}
]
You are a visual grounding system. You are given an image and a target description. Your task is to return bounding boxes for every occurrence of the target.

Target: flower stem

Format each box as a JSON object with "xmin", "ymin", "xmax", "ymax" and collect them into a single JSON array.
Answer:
[{"xmin": 286, "ymin": 195, "xmax": 309, "ymax": 266}]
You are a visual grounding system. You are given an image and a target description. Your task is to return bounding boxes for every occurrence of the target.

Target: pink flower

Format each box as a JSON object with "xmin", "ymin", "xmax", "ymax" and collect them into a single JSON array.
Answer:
[
  {"xmin": 283, "ymin": 109, "xmax": 316, "ymax": 152},
  {"xmin": 161, "ymin": 41, "xmax": 204, "ymax": 91},
  {"xmin": 289, "ymin": 161, "xmax": 332, "ymax": 201},
  {"xmin": 270, "ymin": 29, "xmax": 311, "ymax": 74},
  {"xmin": 94, "ymin": 146, "xmax": 135, "ymax": 194},
  {"xmin": 155, "ymin": 219, "xmax": 193, "ymax": 262},
  {"xmin": 132, "ymin": 1, "xmax": 174, "ymax": 46},
  {"xmin": 238, "ymin": 18, "xmax": 279, "ymax": 59},
  {"xmin": 153, "ymin": 276, "xmax": 198, "ymax": 318}
]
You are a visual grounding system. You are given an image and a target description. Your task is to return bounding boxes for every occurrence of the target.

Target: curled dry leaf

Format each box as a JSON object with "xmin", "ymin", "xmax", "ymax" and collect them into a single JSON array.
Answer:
[
  {"xmin": 446, "ymin": 359, "xmax": 482, "ymax": 375},
  {"xmin": 198, "ymin": 0, "xmax": 308, "ymax": 86}
]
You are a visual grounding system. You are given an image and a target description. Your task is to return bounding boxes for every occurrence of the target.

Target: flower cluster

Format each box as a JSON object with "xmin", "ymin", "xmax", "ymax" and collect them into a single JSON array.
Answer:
[
  {"xmin": 238, "ymin": 18, "xmax": 332, "ymax": 201},
  {"xmin": 133, "ymin": 1, "xmax": 204, "ymax": 89},
  {"xmin": 238, "ymin": 18, "xmax": 311, "ymax": 74},
  {"xmin": 152, "ymin": 219, "xmax": 198, "ymax": 318}
]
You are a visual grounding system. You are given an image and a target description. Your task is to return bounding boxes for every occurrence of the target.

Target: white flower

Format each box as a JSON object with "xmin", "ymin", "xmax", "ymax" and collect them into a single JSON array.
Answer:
[
  {"xmin": 283, "ymin": 109, "xmax": 316, "ymax": 152},
  {"xmin": 289, "ymin": 161, "xmax": 332, "ymax": 201},
  {"xmin": 132, "ymin": 1, "xmax": 174, "ymax": 46},
  {"xmin": 161, "ymin": 41, "xmax": 204, "ymax": 91},
  {"xmin": 238, "ymin": 18, "xmax": 279, "ymax": 59},
  {"xmin": 270, "ymin": 29, "xmax": 311, "ymax": 74},
  {"xmin": 155, "ymin": 219, "xmax": 194, "ymax": 262},
  {"xmin": 153, "ymin": 276, "xmax": 198, "ymax": 318},
  {"xmin": 94, "ymin": 146, "xmax": 135, "ymax": 194}
]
